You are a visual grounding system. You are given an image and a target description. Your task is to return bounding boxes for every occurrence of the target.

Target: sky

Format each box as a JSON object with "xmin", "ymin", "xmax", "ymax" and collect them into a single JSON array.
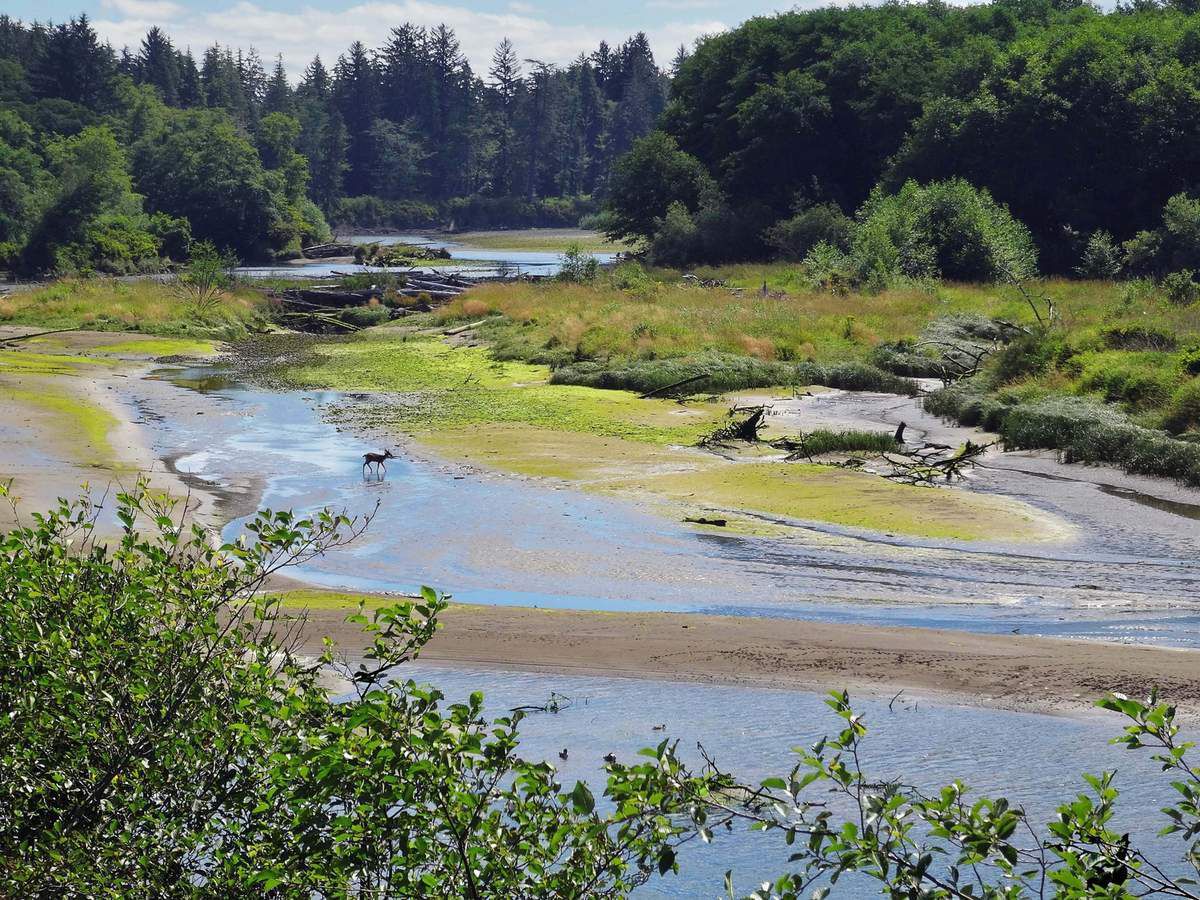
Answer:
[{"xmin": 4, "ymin": 0, "xmax": 799, "ymax": 77}]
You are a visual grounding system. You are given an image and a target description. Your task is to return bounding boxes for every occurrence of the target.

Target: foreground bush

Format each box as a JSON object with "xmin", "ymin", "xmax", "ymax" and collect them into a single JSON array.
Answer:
[
  {"xmin": 0, "ymin": 487, "xmax": 723, "ymax": 895},
  {"xmin": 2, "ymin": 487, "xmax": 1199, "ymax": 896}
]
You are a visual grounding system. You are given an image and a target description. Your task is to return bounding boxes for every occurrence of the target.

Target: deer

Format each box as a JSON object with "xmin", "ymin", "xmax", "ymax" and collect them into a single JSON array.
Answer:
[{"xmin": 362, "ymin": 449, "xmax": 395, "ymax": 479}]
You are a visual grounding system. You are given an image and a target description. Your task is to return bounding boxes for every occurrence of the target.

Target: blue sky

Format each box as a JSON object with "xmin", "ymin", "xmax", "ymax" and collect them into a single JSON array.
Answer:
[{"xmin": 5, "ymin": 0, "xmax": 798, "ymax": 76}]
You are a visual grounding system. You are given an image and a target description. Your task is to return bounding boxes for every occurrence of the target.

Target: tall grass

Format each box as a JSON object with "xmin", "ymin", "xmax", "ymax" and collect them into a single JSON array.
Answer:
[
  {"xmin": 926, "ymin": 388, "xmax": 1200, "ymax": 486},
  {"xmin": 551, "ymin": 355, "xmax": 918, "ymax": 396},
  {"xmin": 0, "ymin": 278, "xmax": 266, "ymax": 337},
  {"xmin": 792, "ymin": 429, "xmax": 900, "ymax": 457}
]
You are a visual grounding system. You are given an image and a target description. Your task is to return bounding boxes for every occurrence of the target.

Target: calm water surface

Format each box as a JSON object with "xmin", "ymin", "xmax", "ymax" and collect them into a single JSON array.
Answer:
[{"xmin": 400, "ymin": 665, "xmax": 1188, "ymax": 898}]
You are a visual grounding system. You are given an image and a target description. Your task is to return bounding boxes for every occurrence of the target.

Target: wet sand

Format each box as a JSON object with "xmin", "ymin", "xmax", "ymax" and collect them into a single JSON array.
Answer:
[
  {"xmin": 0, "ymin": 328, "xmax": 223, "ymax": 529},
  {"xmin": 290, "ymin": 600, "xmax": 1200, "ymax": 720}
]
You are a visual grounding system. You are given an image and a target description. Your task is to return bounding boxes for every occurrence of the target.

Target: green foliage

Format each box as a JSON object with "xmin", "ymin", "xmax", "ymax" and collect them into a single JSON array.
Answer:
[
  {"xmin": 787, "ymin": 428, "xmax": 899, "ymax": 457},
  {"xmin": 1076, "ymin": 230, "xmax": 1123, "ymax": 279},
  {"xmin": 1163, "ymin": 270, "xmax": 1200, "ymax": 306},
  {"xmin": 552, "ymin": 354, "xmax": 918, "ymax": 397},
  {"xmin": 730, "ymin": 689, "xmax": 1200, "ymax": 899},
  {"xmin": 0, "ymin": 486, "xmax": 728, "ymax": 896},
  {"xmin": 763, "ymin": 202, "xmax": 853, "ymax": 261},
  {"xmin": 330, "ymin": 195, "xmax": 439, "ymax": 229},
  {"xmin": 557, "ymin": 242, "xmax": 601, "ymax": 283},
  {"xmin": 174, "ymin": 240, "xmax": 237, "ymax": 318},
  {"xmin": 799, "ymin": 241, "xmax": 854, "ymax": 293},
  {"xmin": 606, "ymin": 132, "xmax": 716, "ymax": 244},
  {"xmin": 928, "ymin": 389, "xmax": 1200, "ymax": 487},
  {"xmin": 851, "ymin": 179, "xmax": 1038, "ymax": 284},
  {"xmin": 340, "ymin": 304, "xmax": 392, "ymax": 327}
]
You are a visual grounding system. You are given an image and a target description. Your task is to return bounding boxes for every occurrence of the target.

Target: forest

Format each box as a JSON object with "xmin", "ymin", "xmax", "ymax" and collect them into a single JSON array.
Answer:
[
  {"xmin": 0, "ymin": 14, "xmax": 667, "ymax": 274},
  {"xmin": 608, "ymin": 0, "xmax": 1200, "ymax": 283}
]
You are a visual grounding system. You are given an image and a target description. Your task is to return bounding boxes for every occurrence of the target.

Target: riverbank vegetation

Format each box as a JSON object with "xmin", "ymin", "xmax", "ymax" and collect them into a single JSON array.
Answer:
[
  {"xmin": 0, "ymin": 278, "xmax": 266, "ymax": 338},
  {"xmin": 3, "ymin": 487, "xmax": 1199, "ymax": 896}
]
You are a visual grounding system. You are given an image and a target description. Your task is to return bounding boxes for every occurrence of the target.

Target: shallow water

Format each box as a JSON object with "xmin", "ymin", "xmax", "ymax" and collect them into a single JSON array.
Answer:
[
  {"xmin": 234, "ymin": 231, "xmax": 618, "ymax": 279},
  {"xmin": 396, "ymin": 664, "xmax": 1189, "ymax": 898},
  {"xmin": 139, "ymin": 368, "xmax": 1200, "ymax": 647}
]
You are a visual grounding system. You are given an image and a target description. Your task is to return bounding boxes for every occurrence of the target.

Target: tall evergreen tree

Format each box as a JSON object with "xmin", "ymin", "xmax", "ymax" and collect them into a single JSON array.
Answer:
[
  {"xmin": 138, "ymin": 27, "xmax": 179, "ymax": 106},
  {"xmin": 332, "ymin": 42, "xmax": 378, "ymax": 196},
  {"xmin": 263, "ymin": 55, "xmax": 291, "ymax": 114}
]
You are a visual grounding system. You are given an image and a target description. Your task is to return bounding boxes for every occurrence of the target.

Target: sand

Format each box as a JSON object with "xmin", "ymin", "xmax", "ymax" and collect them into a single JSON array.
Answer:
[{"xmin": 283, "ymin": 599, "xmax": 1200, "ymax": 721}]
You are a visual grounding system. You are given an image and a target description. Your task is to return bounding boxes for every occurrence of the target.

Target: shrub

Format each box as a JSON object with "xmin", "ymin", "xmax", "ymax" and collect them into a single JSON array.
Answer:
[
  {"xmin": 0, "ymin": 486, "xmax": 725, "ymax": 895},
  {"xmin": 648, "ymin": 201, "xmax": 701, "ymax": 267},
  {"xmin": 1162, "ymin": 378, "xmax": 1200, "ymax": 433},
  {"xmin": 763, "ymin": 202, "xmax": 853, "ymax": 261},
  {"xmin": 556, "ymin": 242, "xmax": 600, "ymax": 283},
  {"xmin": 1100, "ymin": 324, "xmax": 1177, "ymax": 351},
  {"xmin": 340, "ymin": 304, "xmax": 391, "ymax": 328},
  {"xmin": 851, "ymin": 179, "xmax": 1038, "ymax": 284},
  {"xmin": 1074, "ymin": 229, "xmax": 1122, "ymax": 279},
  {"xmin": 799, "ymin": 240, "xmax": 853, "ymax": 292},
  {"xmin": 552, "ymin": 354, "xmax": 918, "ymax": 396},
  {"xmin": 1162, "ymin": 269, "xmax": 1200, "ymax": 306}
]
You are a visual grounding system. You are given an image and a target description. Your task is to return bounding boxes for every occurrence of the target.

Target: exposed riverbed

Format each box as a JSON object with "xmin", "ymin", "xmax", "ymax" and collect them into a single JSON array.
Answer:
[{"xmin": 137, "ymin": 362, "xmax": 1200, "ymax": 646}]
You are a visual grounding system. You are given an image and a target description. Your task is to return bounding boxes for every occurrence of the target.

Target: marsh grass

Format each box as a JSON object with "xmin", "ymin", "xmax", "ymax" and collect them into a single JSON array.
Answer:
[
  {"xmin": 0, "ymin": 279, "xmax": 265, "ymax": 337},
  {"xmin": 792, "ymin": 429, "xmax": 900, "ymax": 457}
]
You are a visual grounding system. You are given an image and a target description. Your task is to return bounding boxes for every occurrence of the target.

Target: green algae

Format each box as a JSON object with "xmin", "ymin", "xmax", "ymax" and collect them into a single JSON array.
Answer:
[
  {"xmin": 620, "ymin": 462, "xmax": 1066, "ymax": 543},
  {"xmin": 0, "ymin": 379, "xmax": 119, "ymax": 462},
  {"xmin": 288, "ymin": 335, "xmax": 726, "ymax": 445},
  {"xmin": 96, "ymin": 337, "xmax": 218, "ymax": 357},
  {"xmin": 285, "ymin": 334, "xmax": 1066, "ymax": 543},
  {"xmin": 0, "ymin": 350, "xmax": 114, "ymax": 376}
]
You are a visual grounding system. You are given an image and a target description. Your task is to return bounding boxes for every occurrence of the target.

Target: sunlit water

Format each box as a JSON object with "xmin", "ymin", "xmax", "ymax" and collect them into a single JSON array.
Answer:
[
  {"xmin": 140, "ymin": 369, "xmax": 1200, "ymax": 646},
  {"xmin": 397, "ymin": 665, "xmax": 1189, "ymax": 898},
  {"xmin": 234, "ymin": 232, "xmax": 618, "ymax": 279}
]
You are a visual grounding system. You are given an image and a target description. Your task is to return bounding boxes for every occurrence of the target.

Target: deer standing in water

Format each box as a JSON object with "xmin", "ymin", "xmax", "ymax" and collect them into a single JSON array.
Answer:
[{"xmin": 362, "ymin": 449, "xmax": 395, "ymax": 479}]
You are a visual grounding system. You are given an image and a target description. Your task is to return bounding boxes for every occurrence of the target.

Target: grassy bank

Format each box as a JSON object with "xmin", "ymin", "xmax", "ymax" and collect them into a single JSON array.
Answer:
[{"xmin": 0, "ymin": 279, "xmax": 266, "ymax": 338}]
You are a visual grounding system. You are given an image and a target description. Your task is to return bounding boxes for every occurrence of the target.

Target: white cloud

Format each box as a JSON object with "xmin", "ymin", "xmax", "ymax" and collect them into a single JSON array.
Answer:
[
  {"xmin": 100, "ymin": 0, "xmax": 185, "ymax": 18},
  {"xmin": 92, "ymin": 1, "xmax": 729, "ymax": 76}
]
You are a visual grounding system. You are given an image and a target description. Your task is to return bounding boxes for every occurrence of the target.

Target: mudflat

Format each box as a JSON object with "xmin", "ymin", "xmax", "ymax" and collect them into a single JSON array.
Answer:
[{"xmin": 286, "ymin": 599, "xmax": 1200, "ymax": 720}]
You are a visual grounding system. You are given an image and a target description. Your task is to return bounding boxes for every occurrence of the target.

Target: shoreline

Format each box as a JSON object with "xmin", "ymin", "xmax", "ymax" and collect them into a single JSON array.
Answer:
[{"xmin": 284, "ymin": 599, "xmax": 1200, "ymax": 723}]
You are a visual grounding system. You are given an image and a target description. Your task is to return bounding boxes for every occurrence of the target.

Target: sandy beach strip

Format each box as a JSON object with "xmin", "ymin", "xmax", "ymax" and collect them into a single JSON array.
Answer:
[{"xmin": 285, "ymin": 600, "xmax": 1200, "ymax": 720}]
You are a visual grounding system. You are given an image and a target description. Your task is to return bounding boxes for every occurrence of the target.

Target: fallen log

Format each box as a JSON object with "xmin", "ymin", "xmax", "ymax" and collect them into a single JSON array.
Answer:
[
  {"xmin": 640, "ymin": 372, "xmax": 710, "ymax": 400},
  {"xmin": 443, "ymin": 319, "xmax": 491, "ymax": 336},
  {"xmin": 301, "ymin": 242, "xmax": 357, "ymax": 259},
  {"xmin": 277, "ymin": 311, "xmax": 361, "ymax": 332}
]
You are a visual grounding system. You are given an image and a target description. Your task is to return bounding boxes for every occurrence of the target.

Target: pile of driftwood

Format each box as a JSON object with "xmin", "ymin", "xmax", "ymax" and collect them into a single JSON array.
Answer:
[
  {"xmin": 300, "ymin": 242, "xmax": 356, "ymax": 259},
  {"xmin": 273, "ymin": 272, "xmax": 471, "ymax": 332}
]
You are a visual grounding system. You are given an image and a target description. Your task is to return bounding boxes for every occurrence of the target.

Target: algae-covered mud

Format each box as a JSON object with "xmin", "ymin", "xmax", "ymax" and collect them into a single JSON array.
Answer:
[
  {"xmin": 0, "ymin": 331, "xmax": 222, "ymax": 527},
  {"xmin": 282, "ymin": 332, "xmax": 1065, "ymax": 543}
]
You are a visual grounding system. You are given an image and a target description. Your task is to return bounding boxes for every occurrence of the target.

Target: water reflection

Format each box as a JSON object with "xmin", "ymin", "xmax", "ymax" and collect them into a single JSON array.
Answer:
[{"xmin": 404, "ymin": 665, "xmax": 1186, "ymax": 898}]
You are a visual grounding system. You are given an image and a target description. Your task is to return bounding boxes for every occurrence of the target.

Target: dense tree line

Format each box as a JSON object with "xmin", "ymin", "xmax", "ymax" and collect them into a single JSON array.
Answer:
[
  {"xmin": 0, "ymin": 13, "xmax": 667, "ymax": 273},
  {"xmin": 608, "ymin": 0, "xmax": 1200, "ymax": 279}
]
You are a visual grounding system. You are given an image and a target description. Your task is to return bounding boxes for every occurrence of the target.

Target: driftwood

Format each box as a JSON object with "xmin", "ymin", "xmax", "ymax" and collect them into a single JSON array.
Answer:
[
  {"xmin": 881, "ymin": 440, "xmax": 995, "ymax": 485},
  {"xmin": 684, "ymin": 516, "xmax": 728, "ymax": 527},
  {"xmin": 443, "ymin": 319, "xmax": 490, "ymax": 337},
  {"xmin": 639, "ymin": 372, "xmax": 711, "ymax": 400},
  {"xmin": 699, "ymin": 406, "xmax": 767, "ymax": 447},
  {"xmin": 301, "ymin": 242, "xmax": 356, "ymax": 259},
  {"xmin": 277, "ymin": 311, "xmax": 361, "ymax": 332}
]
